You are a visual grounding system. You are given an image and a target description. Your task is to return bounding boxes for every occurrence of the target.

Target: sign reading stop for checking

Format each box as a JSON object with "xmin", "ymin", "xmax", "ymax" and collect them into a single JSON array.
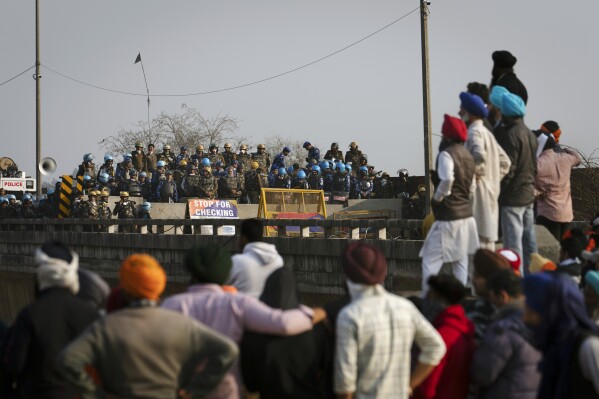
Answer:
[{"xmin": 188, "ymin": 199, "xmax": 239, "ymax": 219}]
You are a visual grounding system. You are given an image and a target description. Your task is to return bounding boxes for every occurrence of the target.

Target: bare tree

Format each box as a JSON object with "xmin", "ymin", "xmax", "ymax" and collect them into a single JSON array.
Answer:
[
  {"xmin": 567, "ymin": 145, "xmax": 599, "ymax": 221},
  {"xmin": 100, "ymin": 104, "xmax": 249, "ymax": 157}
]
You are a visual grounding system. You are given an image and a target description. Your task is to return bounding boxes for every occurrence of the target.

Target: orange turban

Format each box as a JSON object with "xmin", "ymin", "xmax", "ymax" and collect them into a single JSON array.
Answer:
[{"xmin": 119, "ymin": 254, "xmax": 166, "ymax": 301}]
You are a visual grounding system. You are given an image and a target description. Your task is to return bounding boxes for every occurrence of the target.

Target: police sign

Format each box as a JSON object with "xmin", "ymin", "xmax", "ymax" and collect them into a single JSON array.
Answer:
[{"xmin": 188, "ymin": 199, "xmax": 239, "ymax": 219}]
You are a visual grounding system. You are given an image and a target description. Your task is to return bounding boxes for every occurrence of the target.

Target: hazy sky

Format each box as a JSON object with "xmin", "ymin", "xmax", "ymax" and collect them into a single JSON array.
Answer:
[{"xmin": 1, "ymin": 0, "xmax": 598, "ymax": 183}]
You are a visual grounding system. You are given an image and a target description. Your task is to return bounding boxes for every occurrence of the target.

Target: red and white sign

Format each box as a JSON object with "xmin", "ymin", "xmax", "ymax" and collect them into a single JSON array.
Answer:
[{"xmin": 1, "ymin": 178, "xmax": 35, "ymax": 192}]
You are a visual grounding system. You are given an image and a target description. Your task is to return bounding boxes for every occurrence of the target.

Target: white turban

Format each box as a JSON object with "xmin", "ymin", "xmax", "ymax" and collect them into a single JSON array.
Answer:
[{"xmin": 35, "ymin": 248, "xmax": 80, "ymax": 294}]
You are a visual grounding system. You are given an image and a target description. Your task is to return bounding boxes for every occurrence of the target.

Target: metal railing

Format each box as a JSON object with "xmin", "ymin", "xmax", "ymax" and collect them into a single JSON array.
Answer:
[{"xmin": 0, "ymin": 218, "xmax": 425, "ymax": 240}]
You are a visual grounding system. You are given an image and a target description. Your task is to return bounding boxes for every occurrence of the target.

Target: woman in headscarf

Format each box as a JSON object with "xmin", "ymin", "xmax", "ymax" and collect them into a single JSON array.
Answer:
[{"xmin": 523, "ymin": 272, "xmax": 599, "ymax": 398}]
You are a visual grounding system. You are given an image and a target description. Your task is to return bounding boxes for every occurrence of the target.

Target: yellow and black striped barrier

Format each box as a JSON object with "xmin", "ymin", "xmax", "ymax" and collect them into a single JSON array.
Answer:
[
  {"xmin": 76, "ymin": 175, "xmax": 84, "ymax": 195},
  {"xmin": 58, "ymin": 175, "xmax": 73, "ymax": 218}
]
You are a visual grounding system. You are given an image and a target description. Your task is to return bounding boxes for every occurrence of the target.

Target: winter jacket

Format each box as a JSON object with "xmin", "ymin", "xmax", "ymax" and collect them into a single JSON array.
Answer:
[
  {"xmin": 228, "ymin": 242, "xmax": 285, "ymax": 298},
  {"xmin": 494, "ymin": 117, "xmax": 538, "ymax": 207},
  {"xmin": 2, "ymin": 288, "xmax": 99, "ymax": 399},
  {"xmin": 470, "ymin": 302, "xmax": 542, "ymax": 399},
  {"xmin": 414, "ymin": 304, "xmax": 475, "ymax": 399}
]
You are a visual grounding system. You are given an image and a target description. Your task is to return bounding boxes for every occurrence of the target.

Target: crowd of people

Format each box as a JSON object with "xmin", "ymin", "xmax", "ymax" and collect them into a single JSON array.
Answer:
[{"xmin": 1, "ymin": 216, "xmax": 599, "ymax": 399}]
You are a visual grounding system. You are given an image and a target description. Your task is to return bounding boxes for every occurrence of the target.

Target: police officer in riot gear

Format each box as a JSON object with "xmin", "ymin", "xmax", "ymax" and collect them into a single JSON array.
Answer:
[
  {"xmin": 207, "ymin": 143, "xmax": 225, "ymax": 166},
  {"xmin": 222, "ymin": 143, "xmax": 236, "ymax": 168},
  {"xmin": 198, "ymin": 166, "xmax": 219, "ymax": 199},
  {"xmin": 274, "ymin": 167, "xmax": 291, "ymax": 189},
  {"xmin": 324, "ymin": 142, "xmax": 344, "ymax": 163},
  {"xmin": 97, "ymin": 155, "xmax": 115, "ymax": 179},
  {"xmin": 244, "ymin": 161, "xmax": 263, "ymax": 204},
  {"xmin": 190, "ymin": 145, "xmax": 206, "ymax": 164},
  {"xmin": 155, "ymin": 170, "xmax": 179, "ymax": 203},
  {"xmin": 252, "ymin": 144, "xmax": 271, "ymax": 171},
  {"xmin": 151, "ymin": 160, "xmax": 168, "ymax": 191},
  {"xmin": 182, "ymin": 165, "xmax": 201, "ymax": 198},
  {"xmin": 357, "ymin": 166, "xmax": 374, "ymax": 199},
  {"xmin": 331, "ymin": 163, "xmax": 351, "ymax": 193},
  {"xmin": 175, "ymin": 146, "xmax": 190, "ymax": 168},
  {"xmin": 113, "ymin": 191, "xmax": 137, "ymax": 232},
  {"xmin": 138, "ymin": 172, "xmax": 153, "ymax": 201},
  {"xmin": 20, "ymin": 194, "xmax": 37, "ymax": 219},
  {"xmin": 237, "ymin": 144, "xmax": 252, "ymax": 172},
  {"xmin": 145, "ymin": 143, "xmax": 158, "ymax": 173},
  {"xmin": 303, "ymin": 141, "xmax": 320, "ymax": 165},
  {"xmin": 271, "ymin": 147, "xmax": 291, "ymax": 173},
  {"xmin": 115, "ymin": 154, "xmax": 135, "ymax": 183},
  {"xmin": 218, "ymin": 167, "xmax": 242, "ymax": 200},
  {"xmin": 292, "ymin": 170, "xmax": 309, "ymax": 189},
  {"xmin": 77, "ymin": 153, "xmax": 96, "ymax": 178},
  {"xmin": 158, "ymin": 145, "xmax": 175, "ymax": 168},
  {"xmin": 308, "ymin": 165, "xmax": 324, "ymax": 190},
  {"xmin": 132, "ymin": 141, "xmax": 146, "ymax": 172}
]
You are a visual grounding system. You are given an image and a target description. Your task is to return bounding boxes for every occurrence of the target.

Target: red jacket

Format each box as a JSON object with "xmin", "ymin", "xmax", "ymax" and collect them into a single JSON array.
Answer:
[{"xmin": 414, "ymin": 304, "xmax": 475, "ymax": 399}]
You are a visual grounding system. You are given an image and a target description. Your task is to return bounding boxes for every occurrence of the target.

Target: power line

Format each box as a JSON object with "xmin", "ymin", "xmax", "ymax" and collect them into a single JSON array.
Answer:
[
  {"xmin": 41, "ymin": 7, "xmax": 420, "ymax": 97},
  {"xmin": 0, "ymin": 66, "xmax": 35, "ymax": 87}
]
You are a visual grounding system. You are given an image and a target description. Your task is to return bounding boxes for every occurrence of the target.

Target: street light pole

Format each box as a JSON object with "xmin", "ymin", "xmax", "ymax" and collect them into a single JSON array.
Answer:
[
  {"xmin": 35, "ymin": 0, "xmax": 42, "ymax": 198},
  {"xmin": 420, "ymin": 0, "xmax": 432, "ymax": 215}
]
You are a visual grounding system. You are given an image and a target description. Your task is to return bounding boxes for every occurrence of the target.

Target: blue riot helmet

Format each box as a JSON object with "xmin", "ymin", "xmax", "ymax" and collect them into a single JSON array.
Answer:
[
  {"xmin": 140, "ymin": 202, "xmax": 151, "ymax": 212},
  {"xmin": 297, "ymin": 170, "xmax": 306, "ymax": 179},
  {"xmin": 83, "ymin": 175, "xmax": 91, "ymax": 181},
  {"xmin": 83, "ymin": 153, "xmax": 94, "ymax": 162},
  {"xmin": 319, "ymin": 161, "xmax": 329, "ymax": 170},
  {"xmin": 311, "ymin": 165, "xmax": 321, "ymax": 174},
  {"xmin": 104, "ymin": 154, "xmax": 113, "ymax": 162},
  {"xmin": 201, "ymin": 158, "xmax": 211, "ymax": 167},
  {"xmin": 23, "ymin": 193, "xmax": 32, "ymax": 202},
  {"xmin": 0, "ymin": 197, "xmax": 7, "ymax": 204},
  {"xmin": 278, "ymin": 167, "xmax": 287, "ymax": 176},
  {"xmin": 139, "ymin": 171, "xmax": 147, "ymax": 178},
  {"xmin": 359, "ymin": 166, "xmax": 368, "ymax": 173},
  {"xmin": 156, "ymin": 160, "xmax": 167, "ymax": 168},
  {"xmin": 337, "ymin": 163, "xmax": 346, "ymax": 173},
  {"xmin": 7, "ymin": 194, "xmax": 16, "ymax": 201},
  {"xmin": 287, "ymin": 166, "xmax": 294, "ymax": 174},
  {"xmin": 47, "ymin": 188, "xmax": 55, "ymax": 196},
  {"xmin": 98, "ymin": 172, "xmax": 109, "ymax": 183},
  {"xmin": 123, "ymin": 153, "xmax": 132, "ymax": 161},
  {"xmin": 345, "ymin": 163, "xmax": 352, "ymax": 172},
  {"xmin": 283, "ymin": 146, "xmax": 291, "ymax": 153}
]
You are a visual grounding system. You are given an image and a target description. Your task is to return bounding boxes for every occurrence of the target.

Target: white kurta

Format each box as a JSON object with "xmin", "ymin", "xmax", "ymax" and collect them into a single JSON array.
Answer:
[
  {"xmin": 465, "ymin": 119, "xmax": 511, "ymax": 242},
  {"xmin": 419, "ymin": 151, "xmax": 479, "ymax": 263}
]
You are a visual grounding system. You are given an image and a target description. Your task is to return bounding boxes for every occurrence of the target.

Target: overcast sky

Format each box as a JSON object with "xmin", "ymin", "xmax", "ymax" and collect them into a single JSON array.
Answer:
[{"xmin": 1, "ymin": 0, "xmax": 597, "ymax": 182}]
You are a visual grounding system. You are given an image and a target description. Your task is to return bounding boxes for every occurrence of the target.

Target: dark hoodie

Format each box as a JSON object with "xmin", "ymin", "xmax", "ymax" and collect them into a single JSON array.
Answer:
[{"xmin": 414, "ymin": 305, "xmax": 476, "ymax": 399}]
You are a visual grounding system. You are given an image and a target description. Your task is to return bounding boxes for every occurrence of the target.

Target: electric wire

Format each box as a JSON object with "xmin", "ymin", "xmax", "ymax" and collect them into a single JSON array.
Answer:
[
  {"xmin": 0, "ymin": 66, "xmax": 35, "ymax": 87},
  {"xmin": 41, "ymin": 7, "xmax": 420, "ymax": 97}
]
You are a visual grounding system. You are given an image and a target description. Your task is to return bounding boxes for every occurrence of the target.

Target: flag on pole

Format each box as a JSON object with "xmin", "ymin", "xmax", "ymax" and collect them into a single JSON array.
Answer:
[{"xmin": 134, "ymin": 53, "xmax": 142, "ymax": 64}]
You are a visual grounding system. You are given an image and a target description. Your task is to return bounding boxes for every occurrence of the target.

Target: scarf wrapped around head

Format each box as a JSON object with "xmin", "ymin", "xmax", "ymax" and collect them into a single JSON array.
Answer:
[
  {"xmin": 523, "ymin": 273, "xmax": 599, "ymax": 399},
  {"xmin": 119, "ymin": 254, "xmax": 166, "ymax": 301},
  {"xmin": 35, "ymin": 241, "xmax": 80, "ymax": 294}
]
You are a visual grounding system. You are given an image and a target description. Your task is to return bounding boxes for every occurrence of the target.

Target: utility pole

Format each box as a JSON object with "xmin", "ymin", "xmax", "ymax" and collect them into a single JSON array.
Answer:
[
  {"xmin": 35, "ymin": 0, "xmax": 42, "ymax": 198},
  {"xmin": 420, "ymin": 0, "xmax": 432, "ymax": 215}
]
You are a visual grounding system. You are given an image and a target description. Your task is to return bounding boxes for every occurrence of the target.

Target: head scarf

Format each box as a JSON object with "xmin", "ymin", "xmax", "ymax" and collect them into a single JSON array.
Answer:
[
  {"xmin": 342, "ymin": 242, "xmax": 387, "ymax": 285},
  {"xmin": 529, "ymin": 253, "xmax": 557, "ymax": 273},
  {"xmin": 35, "ymin": 241, "xmax": 79, "ymax": 294},
  {"xmin": 473, "ymin": 249, "xmax": 510, "ymax": 279},
  {"xmin": 459, "ymin": 92, "xmax": 489, "ymax": 118},
  {"xmin": 441, "ymin": 114, "xmax": 468, "ymax": 142},
  {"xmin": 500, "ymin": 92, "xmax": 526, "ymax": 117},
  {"xmin": 119, "ymin": 254, "xmax": 166, "ymax": 301},
  {"xmin": 490, "ymin": 85, "xmax": 509, "ymax": 108},
  {"xmin": 523, "ymin": 272, "xmax": 599, "ymax": 399},
  {"xmin": 185, "ymin": 246, "xmax": 232, "ymax": 285},
  {"xmin": 259, "ymin": 268, "xmax": 300, "ymax": 310},
  {"xmin": 585, "ymin": 271, "xmax": 599, "ymax": 296}
]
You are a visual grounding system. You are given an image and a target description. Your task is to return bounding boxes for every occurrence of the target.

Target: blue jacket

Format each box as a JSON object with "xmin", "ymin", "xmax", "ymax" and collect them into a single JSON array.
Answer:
[
  {"xmin": 306, "ymin": 147, "xmax": 320, "ymax": 164},
  {"xmin": 155, "ymin": 180, "xmax": 179, "ymax": 203},
  {"xmin": 271, "ymin": 153, "xmax": 287, "ymax": 172},
  {"xmin": 470, "ymin": 303, "xmax": 542, "ymax": 399}
]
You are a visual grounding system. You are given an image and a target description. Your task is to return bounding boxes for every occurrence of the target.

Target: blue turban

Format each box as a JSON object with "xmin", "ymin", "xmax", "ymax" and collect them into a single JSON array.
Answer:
[
  {"xmin": 490, "ymin": 85, "xmax": 509, "ymax": 108},
  {"xmin": 523, "ymin": 272, "xmax": 553, "ymax": 314},
  {"xmin": 501, "ymin": 92, "xmax": 526, "ymax": 117},
  {"xmin": 586, "ymin": 270, "xmax": 599, "ymax": 295},
  {"xmin": 460, "ymin": 92, "xmax": 489, "ymax": 118}
]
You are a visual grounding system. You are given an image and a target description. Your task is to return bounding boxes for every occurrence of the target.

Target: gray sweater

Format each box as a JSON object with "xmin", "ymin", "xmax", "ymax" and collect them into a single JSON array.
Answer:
[{"xmin": 57, "ymin": 306, "xmax": 238, "ymax": 399}]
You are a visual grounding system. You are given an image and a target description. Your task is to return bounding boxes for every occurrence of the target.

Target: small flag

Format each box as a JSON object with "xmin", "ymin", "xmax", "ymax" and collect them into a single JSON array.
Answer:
[{"xmin": 134, "ymin": 53, "xmax": 142, "ymax": 64}]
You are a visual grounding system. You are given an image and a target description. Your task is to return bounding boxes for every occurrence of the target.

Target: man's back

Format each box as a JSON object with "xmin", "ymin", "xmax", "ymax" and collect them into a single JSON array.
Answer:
[
  {"xmin": 495, "ymin": 118, "xmax": 537, "ymax": 207},
  {"xmin": 3, "ymin": 288, "xmax": 98, "ymax": 399},
  {"xmin": 335, "ymin": 287, "xmax": 445, "ymax": 399}
]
